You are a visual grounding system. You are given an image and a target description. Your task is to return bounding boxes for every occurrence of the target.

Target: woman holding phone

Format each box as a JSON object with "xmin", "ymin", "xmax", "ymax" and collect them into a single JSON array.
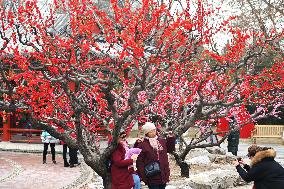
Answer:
[{"xmin": 233, "ymin": 145, "xmax": 284, "ymax": 189}]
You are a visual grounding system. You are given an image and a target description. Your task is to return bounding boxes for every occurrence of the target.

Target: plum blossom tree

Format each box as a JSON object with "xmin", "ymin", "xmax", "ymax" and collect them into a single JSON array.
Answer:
[
  {"xmin": 130, "ymin": 1, "xmax": 284, "ymax": 176},
  {"xmin": 0, "ymin": 0, "xmax": 283, "ymax": 187}
]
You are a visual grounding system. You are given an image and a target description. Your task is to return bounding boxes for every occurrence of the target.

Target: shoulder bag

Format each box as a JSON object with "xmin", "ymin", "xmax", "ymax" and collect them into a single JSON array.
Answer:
[{"xmin": 144, "ymin": 142, "xmax": 161, "ymax": 177}]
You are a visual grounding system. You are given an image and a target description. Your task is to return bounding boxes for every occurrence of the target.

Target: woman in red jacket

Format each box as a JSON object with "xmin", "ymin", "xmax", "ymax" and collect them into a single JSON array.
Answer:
[{"xmin": 111, "ymin": 131, "xmax": 139, "ymax": 189}]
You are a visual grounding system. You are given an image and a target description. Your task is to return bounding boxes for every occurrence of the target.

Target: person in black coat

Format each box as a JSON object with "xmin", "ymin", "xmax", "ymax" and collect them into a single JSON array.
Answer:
[
  {"xmin": 233, "ymin": 145, "xmax": 284, "ymax": 189},
  {"xmin": 227, "ymin": 117, "xmax": 240, "ymax": 156},
  {"xmin": 227, "ymin": 129, "xmax": 240, "ymax": 156}
]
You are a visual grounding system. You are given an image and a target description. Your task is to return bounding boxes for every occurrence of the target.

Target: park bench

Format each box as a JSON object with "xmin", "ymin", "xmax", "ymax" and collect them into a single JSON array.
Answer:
[{"xmin": 251, "ymin": 125, "xmax": 284, "ymax": 143}]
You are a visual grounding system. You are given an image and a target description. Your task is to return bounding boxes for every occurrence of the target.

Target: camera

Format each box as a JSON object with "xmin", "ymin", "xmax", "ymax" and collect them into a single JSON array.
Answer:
[{"xmin": 237, "ymin": 157, "xmax": 242, "ymax": 162}]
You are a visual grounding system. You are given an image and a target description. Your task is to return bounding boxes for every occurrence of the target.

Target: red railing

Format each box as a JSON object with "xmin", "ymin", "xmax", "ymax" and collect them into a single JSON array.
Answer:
[
  {"xmin": 1, "ymin": 112, "xmax": 108, "ymax": 142},
  {"xmin": 0, "ymin": 127, "xmax": 42, "ymax": 143},
  {"xmin": 7, "ymin": 128, "xmax": 42, "ymax": 133}
]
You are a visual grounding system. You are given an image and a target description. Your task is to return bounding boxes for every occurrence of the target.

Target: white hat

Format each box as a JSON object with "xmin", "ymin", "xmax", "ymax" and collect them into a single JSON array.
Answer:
[{"xmin": 142, "ymin": 122, "xmax": 156, "ymax": 135}]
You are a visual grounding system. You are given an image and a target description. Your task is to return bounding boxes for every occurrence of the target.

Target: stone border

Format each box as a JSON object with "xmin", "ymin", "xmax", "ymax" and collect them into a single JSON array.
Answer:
[
  {"xmin": 0, "ymin": 148, "xmax": 63, "ymax": 154},
  {"xmin": 61, "ymin": 161, "xmax": 94, "ymax": 189},
  {"xmin": 0, "ymin": 157, "xmax": 23, "ymax": 183}
]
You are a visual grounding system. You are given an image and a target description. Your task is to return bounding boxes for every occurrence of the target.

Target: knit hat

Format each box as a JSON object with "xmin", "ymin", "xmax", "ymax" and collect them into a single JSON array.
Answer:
[{"xmin": 142, "ymin": 122, "xmax": 156, "ymax": 135}]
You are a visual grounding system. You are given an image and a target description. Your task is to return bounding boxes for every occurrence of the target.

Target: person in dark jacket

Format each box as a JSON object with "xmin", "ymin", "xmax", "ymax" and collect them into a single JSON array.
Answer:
[
  {"xmin": 165, "ymin": 128, "xmax": 176, "ymax": 153},
  {"xmin": 227, "ymin": 119, "xmax": 240, "ymax": 156},
  {"xmin": 136, "ymin": 122, "xmax": 172, "ymax": 189},
  {"xmin": 111, "ymin": 131, "xmax": 139, "ymax": 189},
  {"xmin": 233, "ymin": 145, "xmax": 284, "ymax": 189}
]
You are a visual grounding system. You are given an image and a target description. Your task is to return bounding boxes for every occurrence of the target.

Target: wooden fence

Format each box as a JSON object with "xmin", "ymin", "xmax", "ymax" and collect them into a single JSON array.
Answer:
[{"xmin": 251, "ymin": 125, "xmax": 284, "ymax": 138}]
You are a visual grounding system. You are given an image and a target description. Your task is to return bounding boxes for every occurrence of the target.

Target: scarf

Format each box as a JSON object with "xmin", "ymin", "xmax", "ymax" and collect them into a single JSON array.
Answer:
[{"xmin": 146, "ymin": 136, "xmax": 163, "ymax": 151}]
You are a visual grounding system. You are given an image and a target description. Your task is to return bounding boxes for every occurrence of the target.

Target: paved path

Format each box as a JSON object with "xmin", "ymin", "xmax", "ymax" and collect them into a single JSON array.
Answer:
[{"xmin": 0, "ymin": 151, "xmax": 93, "ymax": 189}]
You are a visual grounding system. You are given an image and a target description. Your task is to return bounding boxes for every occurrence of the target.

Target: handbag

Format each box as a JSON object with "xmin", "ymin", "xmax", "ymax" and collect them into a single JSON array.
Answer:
[{"xmin": 144, "ymin": 161, "xmax": 161, "ymax": 177}]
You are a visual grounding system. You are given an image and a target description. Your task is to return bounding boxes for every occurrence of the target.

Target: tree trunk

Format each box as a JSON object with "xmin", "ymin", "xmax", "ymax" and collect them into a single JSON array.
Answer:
[
  {"xmin": 102, "ymin": 173, "xmax": 112, "ymax": 189},
  {"xmin": 172, "ymin": 152, "xmax": 190, "ymax": 178},
  {"xmin": 178, "ymin": 161, "xmax": 190, "ymax": 177}
]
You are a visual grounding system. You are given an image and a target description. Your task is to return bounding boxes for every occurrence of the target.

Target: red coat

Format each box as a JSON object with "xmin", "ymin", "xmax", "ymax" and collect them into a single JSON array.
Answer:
[
  {"xmin": 111, "ymin": 143, "xmax": 134, "ymax": 189},
  {"xmin": 136, "ymin": 137, "xmax": 170, "ymax": 185}
]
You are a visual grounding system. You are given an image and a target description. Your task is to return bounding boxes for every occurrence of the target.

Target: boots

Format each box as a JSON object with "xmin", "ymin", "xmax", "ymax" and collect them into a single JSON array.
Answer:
[
  {"xmin": 43, "ymin": 156, "xmax": 46, "ymax": 164},
  {"xmin": 64, "ymin": 159, "xmax": 70, "ymax": 167},
  {"xmin": 69, "ymin": 164, "xmax": 75, "ymax": 168}
]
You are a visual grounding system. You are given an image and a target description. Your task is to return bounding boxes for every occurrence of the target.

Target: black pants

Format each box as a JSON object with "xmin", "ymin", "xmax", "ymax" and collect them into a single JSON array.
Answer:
[
  {"xmin": 63, "ymin": 144, "xmax": 68, "ymax": 160},
  {"xmin": 228, "ymin": 145, "xmax": 238, "ymax": 156},
  {"xmin": 148, "ymin": 184, "xmax": 166, "ymax": 189},
  {"xmin": 69, "ymin": 147, "xmax": 78, "ymax": 164},
  {"xmin": 43, "ymin": 143, "xmax": 56, "ymax": 161}
]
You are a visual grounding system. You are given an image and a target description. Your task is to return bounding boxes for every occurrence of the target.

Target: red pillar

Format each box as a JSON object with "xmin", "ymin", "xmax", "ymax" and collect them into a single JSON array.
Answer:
[{"xmin": 2, "ymin": 112, "xmax": 11, "ymax": 141}]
